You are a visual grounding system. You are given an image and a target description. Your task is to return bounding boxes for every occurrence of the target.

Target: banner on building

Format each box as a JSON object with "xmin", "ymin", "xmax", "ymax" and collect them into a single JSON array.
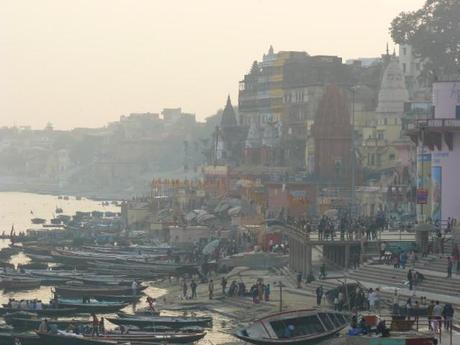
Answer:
[
  {"xmin": 416, "ymin": 188, "xmax": 428, "ymax": 204},
  {"xmin": 431, "ymin": 166, "xmax": 442, "ymax": 222}
]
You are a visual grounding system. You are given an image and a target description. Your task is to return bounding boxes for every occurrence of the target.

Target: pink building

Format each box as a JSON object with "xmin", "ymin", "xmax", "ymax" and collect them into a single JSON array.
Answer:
[{"xmin": 408, "ymin": 79, "xmax": 460, "ymax": 223}]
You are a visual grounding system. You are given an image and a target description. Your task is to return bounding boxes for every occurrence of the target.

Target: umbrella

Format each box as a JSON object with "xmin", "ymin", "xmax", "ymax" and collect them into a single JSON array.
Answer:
[{"xmin": 202, "ymin": 239, "xmax": 220, "ymax": 255}]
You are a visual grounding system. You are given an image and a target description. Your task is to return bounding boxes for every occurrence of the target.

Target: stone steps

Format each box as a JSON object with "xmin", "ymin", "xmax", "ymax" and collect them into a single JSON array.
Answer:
[{"xmin": 350, "ymin": 266, "xmax": 460, "ymax": 295}]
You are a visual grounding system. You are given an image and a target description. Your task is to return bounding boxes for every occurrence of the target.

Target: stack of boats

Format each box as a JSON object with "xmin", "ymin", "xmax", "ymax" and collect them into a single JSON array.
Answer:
[{"xmin": 0, "ymin": 241, "xmax": 210, "ymax": 344}]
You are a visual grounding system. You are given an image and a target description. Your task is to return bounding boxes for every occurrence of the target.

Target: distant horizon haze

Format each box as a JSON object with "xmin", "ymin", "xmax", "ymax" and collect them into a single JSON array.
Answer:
[{"xmin": 1, "ymin": 0, "xmax": 425, "ymax": 130}]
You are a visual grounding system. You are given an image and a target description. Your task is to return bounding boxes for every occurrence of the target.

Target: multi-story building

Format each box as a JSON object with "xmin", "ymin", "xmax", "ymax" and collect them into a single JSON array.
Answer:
[
  {"xmin": 239, "ymin": 47, "xmax": 354, "ymax": 169},
  {"xmin": 408, "ymin": 77, "xmax": 460, "ymax": 223}
]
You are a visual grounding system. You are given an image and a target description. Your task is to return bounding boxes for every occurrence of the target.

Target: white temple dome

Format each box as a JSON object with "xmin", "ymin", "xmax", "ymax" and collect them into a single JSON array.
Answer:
[{"xmin": 376, "ymin": 58, "xmax": 409, "ymax": 114}]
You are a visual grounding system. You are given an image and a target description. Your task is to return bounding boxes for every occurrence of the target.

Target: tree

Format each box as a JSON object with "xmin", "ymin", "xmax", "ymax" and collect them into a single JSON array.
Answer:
[{"xmin": 390, "ymin": 0, "xmax": 460, "ymax": 83}]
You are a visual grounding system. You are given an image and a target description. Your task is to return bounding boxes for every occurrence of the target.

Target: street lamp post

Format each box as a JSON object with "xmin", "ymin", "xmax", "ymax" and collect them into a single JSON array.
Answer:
[
  {"xmin": 351, "ymin": 87, "xmax": 356, "ymax": 217},
  {"xmin": 275, "ymin": 281, "xmax": 285, "ymax": 312}
]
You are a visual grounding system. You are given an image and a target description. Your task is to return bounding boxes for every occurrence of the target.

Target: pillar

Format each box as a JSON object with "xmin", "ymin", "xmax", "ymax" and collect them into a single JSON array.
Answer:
[
  {"xmin": 306, "ymin": 244, "xmax": 312, "ymax": 276},
  {"xmin": 345, "ymin": 244, "xmax": 350, "ymax": 269}
]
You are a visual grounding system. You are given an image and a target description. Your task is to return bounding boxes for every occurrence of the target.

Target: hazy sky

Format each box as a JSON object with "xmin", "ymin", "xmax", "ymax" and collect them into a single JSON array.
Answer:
[{"xmin": 1, "ymin": 0, "xmax": 425, "ymax": 129}]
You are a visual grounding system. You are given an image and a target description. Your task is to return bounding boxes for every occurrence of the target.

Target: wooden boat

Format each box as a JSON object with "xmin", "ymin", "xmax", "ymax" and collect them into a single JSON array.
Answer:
[
  {"xmin": 18, "ymin": 262, "xmax": 49, "ymax": 270},
  {"xmin": 345, "ymin": 334, "xmax": 435, "ymax": 345},
  {"xmin": 233, "ymin": 309, "xmax": 349, "ymax": 345},
  {"xmin": 57, "ymin": 300, "xmax": 129, "ymax": 313},
  {"xmin": 54, "ymin": 285, "xmax": 146, "ymax": 297},
  {"xmin": 51, "ymin": 218, "xmax": 63, "ymax": 225},
  {"xmin": 118, "ymin": 310, "xmax": 160, "ymax": 318},
  {"xmin": 5, "ymin": 315, "xmax": 91, "ymax": 331},
  {"xmin": 36, "ymin": 332, "xmax": 120, "ymax": 345},
  {"xmin": 0, "ymin": 332, "xmax": 41, "ymax": 345},
  {"xmin": 0, "ymin": 247, "xmax": 20, "ymax": 258},
  {"xmin": 0, "ymin": 277, "xmax": 41, "ymax": 290},
  {"xmin": 93, "ymin": 294, "xmax": 142, "ymax": 303},
  {"xmin": 106, "ymin": 315, "xmax": 212, "ymax": 329},
  {"xmin": 0, "ymin": 305, "xmax": 77, "ymax": 317},
  {"xmin": 84, "ymin": 331, "xmax": 207, "ymax": 344}
]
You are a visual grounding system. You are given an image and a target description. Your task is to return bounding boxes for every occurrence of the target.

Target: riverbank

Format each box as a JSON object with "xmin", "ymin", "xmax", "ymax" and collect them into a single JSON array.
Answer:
[
  {"xmin": 153, "ymin": 266, "xmax": 320, "ymax": 345},
  {"xmin": 0, "ymin": 178, "xmax": 130, "ymax": 201}
]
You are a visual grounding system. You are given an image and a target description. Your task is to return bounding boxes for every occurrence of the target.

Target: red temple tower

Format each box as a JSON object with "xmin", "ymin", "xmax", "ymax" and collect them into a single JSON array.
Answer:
[{"xmin": 311, "ymin": 85, "xmax": 353, "ymax": 184}]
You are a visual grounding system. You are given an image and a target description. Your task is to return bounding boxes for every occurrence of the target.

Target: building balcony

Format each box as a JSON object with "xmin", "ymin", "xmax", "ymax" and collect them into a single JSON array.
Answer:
[{"xmin": 407, "ymin": 119, "xmax": 460, "ymax": 151}]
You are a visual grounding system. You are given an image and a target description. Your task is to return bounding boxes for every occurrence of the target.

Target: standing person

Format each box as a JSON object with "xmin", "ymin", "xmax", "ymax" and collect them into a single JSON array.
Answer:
[
  {"xmin": 452, "ymin": 243, "xmax": 460, "ymax": 273},
  {"xmin": 368, "ymin": 289, "xmax": 376, "ymax": 312},
  {"xmin": 257, "ymin": 281, "xmax": 264, "ymax": 302},
  {"xmin": 442, "ymin": 303, "xmax": 454, "ymax": 331},
  {"xmin": 338, "ymin": 291, "xmax": 344, "ymax": 311},
  {"xmin": 374, "ymin": 288, "xmax": 381, "ymax": 313},
  {"xmin": 405, "ymin": 298, "xmax": 412, "ymax": 320},
  {"xmin": 380, "ymin": 242, "xmax": 386, "ymax": 263},
  {"xmin": 319, "ymin": 263, "xmax": 327, "ymax": 280},
  {"xmin": 427, "ymin": 301, "xmax": 435, "ymax": 330},
  {"xmin": 38, "ymin": 319, "xmax": 49, "ymax": 333},
  {"xmin": 99, "ymin": 317, "xmax": 105, "ymax": 335},
  {"xmin": 407, "ymin": 269, "xmax": 413, "ymax": 290},
  {"xmin": 91, "ymin": 314, "xmax": 99, "ymax": 336},
  {"xmin": 413, "ymin": 301, "xmax": 420, "ymax": 323},
  {"xmin": 131, "ymin": 281, "xmax": 138, "ymax": 296},
  {"xmin": 182, "ymin": 280, "xmax": 188, "ymax": 298},
  {"xmin": 447, "ymin": 257, "xmax": 453, "ymax": 278},
  {"xmin": 221, "ymin": 277, "xmax": 227, "ymax": 295},
  {"xmin": 190, "ymin": 280, "xmax": 197, "ymax": 299},
  {"xmin": 333, "ymin": 295, "xmax": 339, "ymax": 311},
  {"xmin": 315, "ymin": 285, "xmax": 323, "ymax": 306},
  {"xmin": 264, "ymin": 284, "xmax": 270, "ymax": 301},
  {"xmin": 208, "ymin": 279, "xmax": 214, "ymax": 299},
  {"xmin": 433, "ymin": 301, "xmax": 443, "ymax": 332},
  {"xmin": 400, "ymin": 252, "xmax": 407, "ymax": 269}
]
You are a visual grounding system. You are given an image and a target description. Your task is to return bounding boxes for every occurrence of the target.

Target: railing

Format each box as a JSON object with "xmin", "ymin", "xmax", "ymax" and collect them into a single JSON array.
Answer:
[
  {"xmin": 359, "ymin": 313, "xmax": 454, "ymax": 345},
  {"xmin": 408, "ymin": 118, "xmax": 460, "ymax": 130}
]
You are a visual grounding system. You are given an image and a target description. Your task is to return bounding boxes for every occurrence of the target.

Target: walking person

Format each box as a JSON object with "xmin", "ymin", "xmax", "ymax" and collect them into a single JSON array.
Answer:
[
  {"xmin": 452, "ymin": 243, "xmax": 460, "ymax": 273},
  {"xmin": 447, "ymin": 257, "xmax": 453, "ymax": 278},
  {"xmin": 432, "ymin": 301, "xmax": 443, "ymax": 333},
  {"xmin": 368, "ymin": 289, "xmax": 376, "ymax": 312},
  {"xmin": 405, "ymin": 298, "xmax": 412, "ymax": 321},
  {"xmin": 442, "ymin": 303, "xmax": 454, "ymax": 331},
  {"xmin": 316, "ymin": 285, "xmax": 323, "ymax": 306},
  {"xmin": 99, "ymin": 317, "xmax": 105, "ymax": 335},
  {"xmin": 208, "ymin": 279, "xmax": 214, "ymax": 299},
  {"xmin": 190, "ymin": 279, "xmax": 197, "ymax": 299},
  {"xmin": 182, "ymin": 280, "xmax": 188, "ymax": 298},
  {"xmin": 407, "ymin": 269, "xmax": 413, "ymax": 290},
  {"xmin": 91, "ymin": 314, "xmax": 99, "ymax": 336},
  {"xmin": 221, "ymin": 277, "xmax": 227, "ymax": 296},
  {"xmin": 264, "ymin": 284, "xmax": 270, "ymax": 302},
  {"xmin": 427, "ymin": 301, "xmax": 435, "ymax": 330}
]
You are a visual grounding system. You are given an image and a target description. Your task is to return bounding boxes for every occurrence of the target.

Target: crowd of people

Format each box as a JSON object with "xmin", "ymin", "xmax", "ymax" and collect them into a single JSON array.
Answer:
[
  {"xmin": 286, "ymin": 212, "xmax": 390, "ymax": 242},
  {"xmin": 7, "ymin": 299, "xmax": 44, "ymax": 311}
]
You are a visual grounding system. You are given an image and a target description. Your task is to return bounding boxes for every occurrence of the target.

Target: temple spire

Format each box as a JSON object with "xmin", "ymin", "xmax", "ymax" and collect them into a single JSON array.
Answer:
[{"xmin": 221, "ymin": 95, "xmax": 237, "ymax": 128}]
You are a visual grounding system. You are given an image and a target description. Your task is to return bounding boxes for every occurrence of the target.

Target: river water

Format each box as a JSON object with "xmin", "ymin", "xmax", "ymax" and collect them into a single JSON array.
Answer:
[{"xmin": 0, "ymin": 192, "xmax": 236, "ymax": 344}]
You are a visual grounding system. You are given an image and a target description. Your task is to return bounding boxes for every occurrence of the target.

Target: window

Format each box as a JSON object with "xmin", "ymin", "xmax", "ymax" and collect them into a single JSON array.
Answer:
[
  {"xmin": 456, "ymin": 105, "xmax": 460, "ymax": 119},
  {"xmin": 403, "ymin": 47, "xmax": 407, "ymax": 56},
  {"xmin": 402, "ymin": 63, "xmax": 406, "ymax": 73},
  {"xmin": 389, "ymin": 154, "xmax": 395, "ymax": 160}
]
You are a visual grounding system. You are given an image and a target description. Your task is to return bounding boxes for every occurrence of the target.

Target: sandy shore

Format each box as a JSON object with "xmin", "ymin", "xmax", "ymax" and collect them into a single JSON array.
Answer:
[{"xmin": 151, "ymin": 267, "xmax": 321, "ymax": 345}]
